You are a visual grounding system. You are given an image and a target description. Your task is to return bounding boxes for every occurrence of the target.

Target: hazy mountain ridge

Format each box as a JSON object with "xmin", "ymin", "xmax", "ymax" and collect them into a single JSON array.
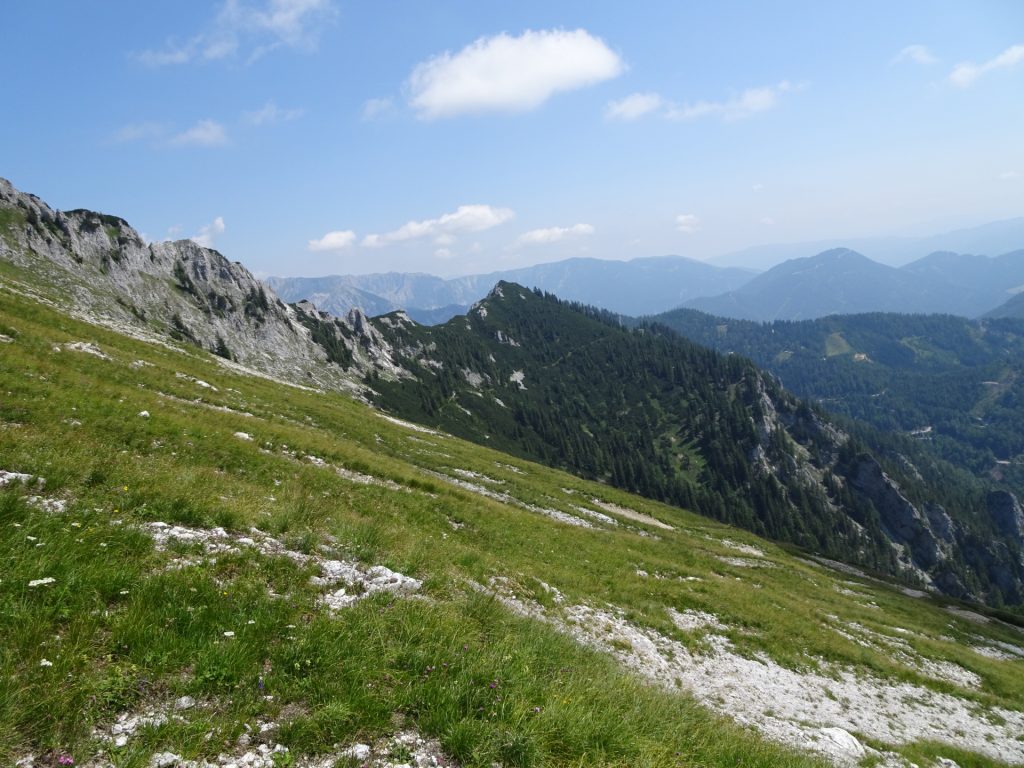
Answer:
[
  {"xmin": 686, "ymin": 247, "xmax": 1024, "ymax": 321},
  {"xmin": 712, "ymin": 217, "xmax": 1024, "ymax": 270},
  {"xmin": 267, "ymin": 255, "xmax": 755, "ymax": 322}
]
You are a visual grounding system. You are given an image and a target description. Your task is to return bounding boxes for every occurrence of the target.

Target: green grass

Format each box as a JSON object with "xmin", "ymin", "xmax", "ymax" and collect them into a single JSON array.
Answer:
[{"xmin": 0, "ymin": 282, "xmax": 1022, "ymax": 767}]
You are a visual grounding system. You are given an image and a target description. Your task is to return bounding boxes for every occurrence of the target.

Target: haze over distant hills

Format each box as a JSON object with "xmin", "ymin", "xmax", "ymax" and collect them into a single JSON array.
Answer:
[
  {"xmin": 685, "ymin": 248, "xmax": 1024, "ymax": 322},
  {"xmin": 711, "ymin": 217, "xmax": 1024, "ymax": 271},
  {"xmin": 267, "ymin": 255, "xmax": 754, "ymax": 322}
]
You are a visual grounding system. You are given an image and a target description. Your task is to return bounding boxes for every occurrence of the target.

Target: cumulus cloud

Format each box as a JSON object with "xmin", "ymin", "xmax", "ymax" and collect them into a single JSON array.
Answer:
[
  {"xmin": 950, "ymin": 44, "xmax": 1024, "ymax": 87},
  {"xmin": 892, "ymin": 44, "xmax": 937, "ymax": 65},
  {"xmin": 675, "ymin": 214, "xmax": 700, "ymax": 233},
  {"xmin": 308, "ymin": 230, "xmax": 356, "ymax": 251},
  {"xmin": 407, "ymin": 28, "xmax": 623, "ymax": 119},
  {"xmin": 605, "ymin": 92, "xmax": 663, "ymax": 121},
  {"xmin": 362, "ymin": 205, "xmax": 514, "ymax": 247},
  {"xmin": 244, "ymin": 101, "xmax": 303, "ymax": 125},
  {"xmin": 191, "ymin": 216, "xmax": 226, "ymax": 248},
  {"xmin": 170, "ymin": 119, "xmax": 228, "ymax": 147},
  {"xmin": 515, "ymin": 223, "xmax": 594, "ymax": 246},
  {"xmin": 135, "ymin": 0, "xmax": 335, "ymax": 66},
  {"xmin": 667, "ymin": 81, "xmax": 796, "ymax": 121}
]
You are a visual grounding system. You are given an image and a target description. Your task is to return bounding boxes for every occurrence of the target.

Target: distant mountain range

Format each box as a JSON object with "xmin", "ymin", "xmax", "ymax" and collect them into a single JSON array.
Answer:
[
  {"xmin": 266, "ymin": 255, "xmax": 754, "ymax": 323},
  {"xmin": 685, "ymin": 248, "xmax": 1024, "ymax": 321},
  {"xmin": 711, "ymin": 217, "xmax": 1024, "ymax": 270}
]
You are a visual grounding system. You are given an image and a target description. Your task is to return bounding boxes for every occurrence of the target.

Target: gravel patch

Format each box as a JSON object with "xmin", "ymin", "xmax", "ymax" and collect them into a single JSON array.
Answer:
[
  {"xmin": 473, "ymin": 584, "xmax": 1024, "ymax": 766},
  {"xmin": 143, "ymin": 522, "xmax": 421, "ymax": 611},
  {"xmin": 588, "ymin": 498, "xmax": 674, "ymax": 530}
]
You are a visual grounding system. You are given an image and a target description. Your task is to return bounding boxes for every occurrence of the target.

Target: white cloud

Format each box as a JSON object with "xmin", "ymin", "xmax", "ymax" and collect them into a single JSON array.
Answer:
[
  {"xmin": 244, "ymin": 101, "xmax": 303, "ymax": 125},
  {"xmin": 605, "ymin": 92, "xmax": 663, "ymax": 121},
  {"xmin": 675, "ymin": 214, "xmax": 700, "ymax": 233},
  {"xmin": 751, "ymin": 183, "xmax": 764, "ymax": 191},
  {"xmin": 407, "ymin": 28, "xmax": 623, "ymax": 119},
  {"xmin": 361, "ymin": 97, "xmax": 394, "ymax": 119},
  {"xmin": 135, "ymin": 0, "xmax": 335, "ymax": 66},
  {"xmin": 892, "ymin": 44, "xmax": 937, "ymax": 65},
  {"xmin": 362, "ymin": 205, "xmax": 514, "ymax": 247},
  {"xmin": 170, "ymin": 120, "xmax": 228, "ymax": 147},
  {"xmin": 114, "ymin": 122, "xmax": 167, "ymax": 143},
  {"xmin": 760, "ymin": 216, "xmax": 776, "ymax": 226},
  {"xmin": 1000, "ymin": 170, "xmax": 1020, "ymax": 180},
  {"xmin": 515, "ymin": 223, "xmax": 594, "ymax": 246},
  {"xmin": 666, "ymin": 81, "xmax": 796, "ymax": 122},
  {"xmin": 308, "ymin": 230, "xmax": 356, "ymax": 252},
  {"xmin": 434, "ymin": 248, "xmax": 454, "ymax": 259},
  {"xmin": 950, "ymin": 44, "xmax": 1024, "ymax": 87},
  {"xmin": 191, "ymin": 216, "xmax": 226, "ymax": 248}
]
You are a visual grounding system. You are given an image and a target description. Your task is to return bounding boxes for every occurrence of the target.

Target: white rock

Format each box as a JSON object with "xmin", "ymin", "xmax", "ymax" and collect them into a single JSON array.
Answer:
[
  {"xmin": 174, "ymin": 695, "xmax": 196, "ymax": 710},
  {"xmin": 341, "ymin": 743, "xmax": 372, "ymax": 761},
  {"xmin": 234, "ymin": 431, "xmax": 253, "ymax": 441},
  {"xmin": 138, "ymin": 410, "xmax": 150, "ymax": 418},
  {"xmin": 815, "ymin": 727, "xmax": 865, "ymax": 758}
]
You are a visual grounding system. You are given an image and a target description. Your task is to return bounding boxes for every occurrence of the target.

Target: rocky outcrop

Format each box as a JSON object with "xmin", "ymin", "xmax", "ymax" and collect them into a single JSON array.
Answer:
[
  {"xmin": 850, "ymin": 456, "xmax": 944, "ymax": 570},
  {"xmin": 0, "ymin": 177, "xmax": 406, "ymax": 392},
  {"xmin": 988, "ymin": 490, "xmax": 1024, "ymax": 542}
]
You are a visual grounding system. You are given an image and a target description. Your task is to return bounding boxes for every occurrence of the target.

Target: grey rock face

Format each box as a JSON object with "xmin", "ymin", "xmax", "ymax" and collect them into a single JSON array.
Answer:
[
  {"xmin": 0, "ymin": 177, "xmax": 407, "ymax": 391},
  {"xmin": 851, "ymin": 456, "xmax": 943, "ymax": 570},
  {"xmin": 988, "ymin": 490, "xmax": 1024, "ymax": 542}
]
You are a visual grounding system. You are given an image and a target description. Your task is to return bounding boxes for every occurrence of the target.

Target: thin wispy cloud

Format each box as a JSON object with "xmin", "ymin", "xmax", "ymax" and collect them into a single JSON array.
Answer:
[
  {"xmin": 191, "ymin": 216, "xmax": 226, "ymax": 248},
  {"xmin": 362, "ymin": 205, "xmax": 515, "ymax": 247},
  {"xmin": 676, "ymin": 214, "xmax": 700, "ymax": 233},
  {"xmin": 135, "ymin": 0, "xmax": 335, "ymax": 66},
  {"xmin": 361, "ymin": 97, "xmax": 394, "ymax": 120},
  {"xmin": 891, "ymin": 44, "xmax": 937, "ymax": 65},
  {"xmin": 170, "ymin": 120, "xmax": 228, "ymax": 147},
  {"xmin": 607, "ymin": 81, "xmax": 798, "ymax": 123},
  {"xmin": 950, "ymin": 44, "xmax": 1024, "ymax": 88},
  {"xmin": 667, "ymin": 81, "xmax": 797, "ymax": 122},
  {"xmin": 605, "ymin": 92, "xmax": 663, "ymax": 121},
  {"xmin": 114, "ymin": 122, "xmax": 167, "ymax": 143},
  {"xmin": 308, "ymin": 230, "xmax": 356, "ymax": 251},
  {"xmin": 515, "ymin": 223, "xmax": 594, "ymax": 246},
  {"xmin": 244, "ymin": 101, "xmax": 303, "ymax": 125},
  {"xmin": 407, "ymin": 29, "xmax": 623, "ymax": 119}
]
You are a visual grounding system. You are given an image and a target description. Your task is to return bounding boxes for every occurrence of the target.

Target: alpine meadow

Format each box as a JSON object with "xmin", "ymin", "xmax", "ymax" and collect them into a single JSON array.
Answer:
[{"xmin": 2, "ymin": 3, "xmax": 1024, "ymax": 768}]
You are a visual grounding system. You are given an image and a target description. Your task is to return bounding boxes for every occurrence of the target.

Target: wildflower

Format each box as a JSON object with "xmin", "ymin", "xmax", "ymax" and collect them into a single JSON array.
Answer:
[
  {"xmin": 40, "ymin": 659, "xmax": 54, "ymax": 667},
  {"xmin": 57, "ymin": 754, "xmax": 74, "ymax": 766},
  {"xmin": 223, "ymin": 631, "xmax": 235, "ymax": 638},
  {"xmin": 29, "ymin": 577, "xmax": 56, "ymax": 587}
]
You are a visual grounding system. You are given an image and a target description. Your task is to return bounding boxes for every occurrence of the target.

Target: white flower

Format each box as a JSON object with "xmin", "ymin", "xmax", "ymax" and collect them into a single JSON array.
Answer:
[
  {"xmin": 28, "ymin": 577, "xmax": 56, "ymax": 587},
  {"xmin": 39, "ymin": 659, "xmax": 53, "ymax": 667},
  {"xmin": 223, "ymin": 631, "xmax": 235, "ymax": 638}
]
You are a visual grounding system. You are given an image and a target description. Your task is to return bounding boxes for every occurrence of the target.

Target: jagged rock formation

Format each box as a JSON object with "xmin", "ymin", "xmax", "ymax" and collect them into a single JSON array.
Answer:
[{"xmin": 0, "ymin": 178, "xmax": 403, "ymax": 391}]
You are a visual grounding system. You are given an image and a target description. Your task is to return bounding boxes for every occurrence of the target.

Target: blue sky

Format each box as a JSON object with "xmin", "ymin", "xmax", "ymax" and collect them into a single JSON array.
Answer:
[{"xmin": 1, "ymin": 1, "xmax": 1022, "ymax": 277}]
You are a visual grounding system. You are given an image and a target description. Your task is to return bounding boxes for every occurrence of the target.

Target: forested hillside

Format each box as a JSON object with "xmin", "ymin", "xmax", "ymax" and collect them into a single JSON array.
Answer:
[
  {"xmin": 368, "ymin": 284, "xmax": 1024, "ymax": 607},
  {"xmin": 648, "ymin": 309, "xmax": 1024, "ymax": 494}
]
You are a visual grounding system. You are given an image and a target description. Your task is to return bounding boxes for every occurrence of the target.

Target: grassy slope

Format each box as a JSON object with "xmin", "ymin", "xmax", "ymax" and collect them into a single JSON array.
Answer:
[{"xmin": 1, "ymin": 281, "xmax": 1022, "ymax": 768}]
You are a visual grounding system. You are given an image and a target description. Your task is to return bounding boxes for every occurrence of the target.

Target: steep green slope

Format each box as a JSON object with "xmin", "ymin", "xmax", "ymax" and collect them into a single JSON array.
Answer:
[
  {"xmin": 648, "ymin": 309, "xmax": 1024, "ymax": 494},
  {"xmin": 4, "ymin": 252, "xmax": 1024, "ymax": 768},
  {"xmin": 366, "ymin": 286, "xmax": 1024, "ymax": 608}
]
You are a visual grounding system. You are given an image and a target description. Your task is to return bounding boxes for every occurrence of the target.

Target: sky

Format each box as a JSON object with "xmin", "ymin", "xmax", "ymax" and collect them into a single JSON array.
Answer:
[{"xmin": 1, "ymin": 1, "xmax": 1022, "ymax": 277}]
